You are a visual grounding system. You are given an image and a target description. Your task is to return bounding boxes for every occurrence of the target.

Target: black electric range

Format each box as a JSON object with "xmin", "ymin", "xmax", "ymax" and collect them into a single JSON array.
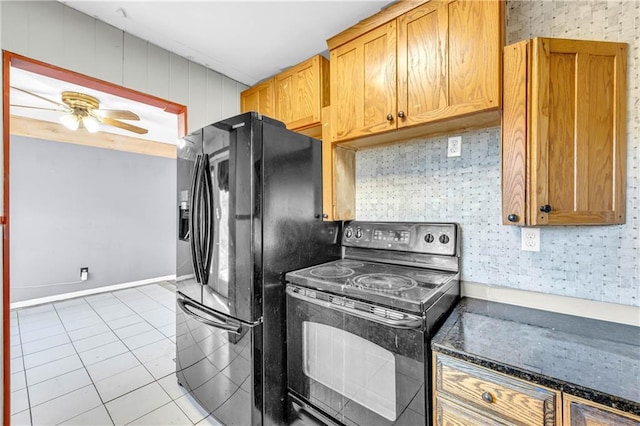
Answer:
[
  {"xmin": 284, "ymin": 221, "xmax": 462, "ymax": 426},
  {"xmin": 286, "ymin": 221, "xmax": 461, "ymax": 314}
]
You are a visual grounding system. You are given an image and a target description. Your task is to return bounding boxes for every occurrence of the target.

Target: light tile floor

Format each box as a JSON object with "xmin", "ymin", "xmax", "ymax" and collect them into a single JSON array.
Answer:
[{"xmin": 10, "ymin": 283, "xmax": 223, "ymax": 426}]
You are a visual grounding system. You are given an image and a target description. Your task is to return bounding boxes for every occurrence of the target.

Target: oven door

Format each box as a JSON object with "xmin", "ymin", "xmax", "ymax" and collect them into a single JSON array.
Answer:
[{"xmin": 286, "ymin": 285, "xmax": 427, "ymax": 426}]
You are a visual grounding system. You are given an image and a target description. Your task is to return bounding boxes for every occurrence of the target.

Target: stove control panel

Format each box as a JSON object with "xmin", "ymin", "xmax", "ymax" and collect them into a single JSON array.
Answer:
[{"xmin": 342, "ymin": 221, "xmax": 458, "ymax": 256}]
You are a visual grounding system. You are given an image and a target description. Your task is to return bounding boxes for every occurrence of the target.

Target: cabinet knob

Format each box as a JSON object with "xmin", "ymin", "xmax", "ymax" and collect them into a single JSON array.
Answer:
[
  {"xmin": 481, "ymin": 392, "xmax": 494, "ymax": 403},
  {"xmin": 322, "ymin": 213, "xmax": 328, "ymax": 219},
  {"xmin": 397, "ymin": 111, "xmax": 406, "ymax": 118},
  {"xmin": 386, "ymin": 114, "xmax": 394, "ymax": 121},
  {"xmin": 507, "ymin": 214, "xmax": 518, "ymax": 222},
  {"xmin": 539, "ymin": 204, "xmax": 552, "ymax": 213}
]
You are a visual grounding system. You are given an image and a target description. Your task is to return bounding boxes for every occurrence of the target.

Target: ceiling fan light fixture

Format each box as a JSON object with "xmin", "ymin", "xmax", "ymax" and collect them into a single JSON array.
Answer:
[
  {"xmin": 59, "ymin": 113, "xmax": 79, "ymax": 131},
  {"xmin": 83, "ymin": 115, "xmax": 100, "ymax": 133}
]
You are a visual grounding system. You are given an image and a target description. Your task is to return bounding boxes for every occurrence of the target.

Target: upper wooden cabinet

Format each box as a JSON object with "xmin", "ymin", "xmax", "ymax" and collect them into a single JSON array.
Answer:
[
  {"xmin": 240, "ymin": 55, "xmax": 329, "ymax": 138},
  {"xmin": 275, "ymin": 55, "xmax": 329, "ymax": 136},
  {"xmin": 330, "ymin": 21, "xmax": 397, "ymax": 141},
  {"xmin": 240, "ymin": 78, "xmax": 275, "ymax": 118},
  {"xmin": 328, "ymin": 0, "xmax": 503, "ymax": 147},
  {"xmin": 502, "ymin": 38, "xmax": 627, "ymax": 226}
]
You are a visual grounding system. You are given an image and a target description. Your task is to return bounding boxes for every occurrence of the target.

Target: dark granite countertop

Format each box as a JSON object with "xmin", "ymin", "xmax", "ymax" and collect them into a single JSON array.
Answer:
[{"xmin": 431, "ymin": 297, "xmax": 640, "ymax": 416}]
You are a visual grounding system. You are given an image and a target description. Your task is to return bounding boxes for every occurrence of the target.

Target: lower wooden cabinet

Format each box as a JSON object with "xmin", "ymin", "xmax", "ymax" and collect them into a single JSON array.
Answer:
[
  {"xmin": 564, "ymin": 395, "xmax": 640, "ymax": 426},
  {"xmin": 434, "ymin": 353, "xmax": 640, "ymax": 426},
  {"xmin": 434, "ymin": 354, "xmax": 560, "ymax": 425}
]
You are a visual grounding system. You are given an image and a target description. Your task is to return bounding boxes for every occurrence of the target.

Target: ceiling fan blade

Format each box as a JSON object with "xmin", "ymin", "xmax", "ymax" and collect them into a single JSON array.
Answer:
[
  {"xmin": 10, "ymin": 86, "xmax": 69, "ymax": 109},
  {"xmin": 98, "ymin": 116, "xmax": 149, "ymax": 135},
  {"xmin": 93, "ymin": 109, "xmax": 140, "ymax": 121},
  {"xmin": 10, "ymin": 104, "xmax": 69, "ymax": 113}
]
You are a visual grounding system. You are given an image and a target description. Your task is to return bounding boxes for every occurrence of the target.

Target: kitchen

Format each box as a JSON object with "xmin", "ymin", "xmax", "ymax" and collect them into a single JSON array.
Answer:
[{"xmin": 2, "ymin": 0, "xmax": 639, "ymax": 425}]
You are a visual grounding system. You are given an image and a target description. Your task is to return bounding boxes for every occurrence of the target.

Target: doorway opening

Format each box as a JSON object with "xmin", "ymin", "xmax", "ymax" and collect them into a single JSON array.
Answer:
[{"xmin": 3, "ymin": 51, "xmax": 187, "ymax": 423}]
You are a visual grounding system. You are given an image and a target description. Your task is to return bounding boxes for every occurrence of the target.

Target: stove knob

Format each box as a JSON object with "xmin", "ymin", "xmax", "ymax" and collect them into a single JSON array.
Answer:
[
  {"xmin": 344, "ymin": 227, "xmax": 353, "ymax": 239},
  {"xmin": 439, "ymin": 234, "xmax": 450, "ymax": 244},
  {"xmin": 424, "ymin": 233, "xmax": 435, "ymax": 243},
  {"xmin": 354, "ymin": 228, "xmax": 363, "ymax": 239}
]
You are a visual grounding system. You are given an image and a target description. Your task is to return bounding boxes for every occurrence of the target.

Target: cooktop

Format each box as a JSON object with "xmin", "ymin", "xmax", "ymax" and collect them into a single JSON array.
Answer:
[{"xmin": 285, "ymin": 258, "xmax": 458, "ymax": 313}]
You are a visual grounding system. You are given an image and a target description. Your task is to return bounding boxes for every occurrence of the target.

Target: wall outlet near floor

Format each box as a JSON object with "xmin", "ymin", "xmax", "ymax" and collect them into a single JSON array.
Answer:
[
  {"xmin": 80, "ymin": 267, "xmax": 89, "ymax": 281},
  {"xmin": 521, "ymin": 228, "xmax": 541, "ymax": 252},
  {"xmin": 447, "ymin": 136, "xmax": 462, "ymax": 157}
]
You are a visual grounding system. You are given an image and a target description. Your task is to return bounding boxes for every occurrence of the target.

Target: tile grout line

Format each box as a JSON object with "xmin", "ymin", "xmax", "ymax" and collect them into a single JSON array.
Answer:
[
  {"xmin": 13, "ymin": 284, "xmax": 181, "ymax": 426},
  {"xmin": 110, "ymin": 285, "xmax": 199, "ymax": 425},
  {"xmin": 50, "ymin": 298, "xmax": 116, "ymax": 426},
  {"xmin": 84, "ymin": 285, "xmax": 181, "ymax": 423},
  {"xmin": 14, "ymin": 310, "xmax": 35, "ymax": 426}
]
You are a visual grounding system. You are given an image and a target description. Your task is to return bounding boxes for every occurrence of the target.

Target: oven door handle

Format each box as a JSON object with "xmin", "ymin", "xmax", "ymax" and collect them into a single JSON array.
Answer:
[{"xmin": 286, "ymin": 287, "xmax": 423, "ymax": 330}]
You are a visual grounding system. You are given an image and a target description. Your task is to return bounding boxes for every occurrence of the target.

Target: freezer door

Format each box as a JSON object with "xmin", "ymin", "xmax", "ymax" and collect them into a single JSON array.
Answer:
[{"xmin": 176, "ymin": 292, "xmax": 262, "ymax": 426}]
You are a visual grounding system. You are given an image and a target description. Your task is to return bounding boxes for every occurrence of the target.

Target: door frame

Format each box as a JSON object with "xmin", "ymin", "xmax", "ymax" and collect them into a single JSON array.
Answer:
[{"xmin": 2, "ymin": 50, "xmax": 187, "ymax": 423}]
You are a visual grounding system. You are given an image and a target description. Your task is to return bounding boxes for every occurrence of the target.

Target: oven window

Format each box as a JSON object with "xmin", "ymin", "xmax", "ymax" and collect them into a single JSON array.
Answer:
[{"xmin": 302, "ymin": 321, "xmax": 397, "ymax": 421}]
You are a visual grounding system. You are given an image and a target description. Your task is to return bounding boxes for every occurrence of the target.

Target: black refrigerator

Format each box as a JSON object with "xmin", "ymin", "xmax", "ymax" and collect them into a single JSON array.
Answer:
[{"xmin": 176, "ymin": 112, "xmax": 340, "ymax": 426}]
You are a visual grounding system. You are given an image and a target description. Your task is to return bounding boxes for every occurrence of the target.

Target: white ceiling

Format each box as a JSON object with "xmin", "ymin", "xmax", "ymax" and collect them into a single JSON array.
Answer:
[{"xmin": 58, "ymin": 0, "xmax": 391, "ymax": 86}]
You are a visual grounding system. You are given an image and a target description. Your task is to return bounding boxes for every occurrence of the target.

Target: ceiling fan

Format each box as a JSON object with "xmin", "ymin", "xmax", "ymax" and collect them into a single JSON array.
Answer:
[{"xmin": 10, "ymin": 86, "xmax": 149, "ymax": 135}]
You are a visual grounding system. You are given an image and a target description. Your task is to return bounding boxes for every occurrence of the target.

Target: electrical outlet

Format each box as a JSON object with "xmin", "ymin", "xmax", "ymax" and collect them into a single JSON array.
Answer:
[
  {"xmin": 521, "ymin": 228, "xmax": 540, "ymax": 252},
  {"xmin": 80, "ymin": 267, "xmax": 89, "ymax": 281},
  {"xmin": 447, "ymin": 136, "xmax": 462, "ymax": 157}
]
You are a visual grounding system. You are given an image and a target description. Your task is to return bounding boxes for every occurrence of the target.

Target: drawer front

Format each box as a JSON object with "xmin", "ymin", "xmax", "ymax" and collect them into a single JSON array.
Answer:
[
  {"xmin": 436, "ymin": 354, "xmax": 559, "ymax": 425},
  {"xmin": 564, "ymin": 396, "xmax": 640, "ymax": 426},
  {"xmin": 436, "ymin": 396, "xmax": 512, "ymax": 426}
]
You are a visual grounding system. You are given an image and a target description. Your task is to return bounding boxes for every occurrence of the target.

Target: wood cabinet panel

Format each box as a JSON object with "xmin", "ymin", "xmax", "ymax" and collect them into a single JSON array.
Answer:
[
  {"xmin": 436, "ymin": 354, "xmax": 559, "ymax": 425},
  {"xmin": 502, "ymin": 37, "xmax": 627, "ymax": 226},
  {"xmin": 275, "ymin": 55, "xmax": 328, "ymax": 132},
  {"xmin": 436, "ymin": 396, "xmax": 508, "ymax": 426},
  {"xmin": 563, "ymin": 395, "xmax": 640, "ymax": 426},
  {"xmin": 397, "ymin": 1, "xmax": 448, "ymax": 122},
  {"xmin": 240, "ymin": 78, "xmax": 275, "ymax": 118},
  {"xmin": 448, "ymin": 0, "xmax": 502, "ymax": 110},
  {"xmin": 501, "ymin": 40, "xmax": 528, "ymax": 225},
  {"xmin": 330, "ymin": 21, "xmax": 397, "ymax": 141},
  {"xmin": 532, "ymin": 38, "xmax": 626, "ymax": 225}
]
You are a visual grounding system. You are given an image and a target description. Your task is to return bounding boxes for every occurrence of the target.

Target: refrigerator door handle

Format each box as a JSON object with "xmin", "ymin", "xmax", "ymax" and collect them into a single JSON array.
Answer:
[
  {"xmin": 201, "ymin": 154, "xmax": 215, "ymax": 285},
  {"xmin": 177, "ymin": 295, "xmax": 242, "ymax": 334},
  {"xmin": 189, "ymin": 155, "xmax": 204, "ymax": 284},
  {"xmin": 197, "ymin": 155, "xmax": 209, "ymax": 285}
]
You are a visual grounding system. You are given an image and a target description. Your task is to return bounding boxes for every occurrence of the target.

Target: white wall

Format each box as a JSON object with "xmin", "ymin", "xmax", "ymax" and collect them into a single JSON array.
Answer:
[{"xmin": 10, "ymin": 136, "xmax": 177, "ymax": 303}]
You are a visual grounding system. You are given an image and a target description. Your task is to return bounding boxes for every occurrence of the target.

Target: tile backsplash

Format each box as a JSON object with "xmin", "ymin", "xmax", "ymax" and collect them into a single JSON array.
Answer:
[{"xmin": 355, "ymin": 0, "xmax": 639, "ymax": 307}]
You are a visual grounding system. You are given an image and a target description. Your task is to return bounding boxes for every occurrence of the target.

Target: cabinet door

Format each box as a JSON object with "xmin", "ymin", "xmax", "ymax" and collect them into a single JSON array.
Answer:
[
  {"xmin": 502, "ymin": 40, "xmax": 529, "ymax": 225},
  {"xmin": 447, "ymin": 0, "xmax": 502, "ymax": 113},
  {"xmin": 564, "ymin": 395, "xmax": 640, "ymax": 426},
  {"xmin": 530, "ymin": 38, "xmax": 627, "ymax": 225},
  {"xmin": 397, "ymin": 0, "xmax": 502, "ymax": 128},
  {"xmin": 276, "ymin": 55, "xmax": 328, "ymax": 131},
  {"xmin": 396, "ymin": 1, "xmax": 448, "ymax": 127},
  {"xmin": 240, "ymin": 78, "xmax": 275, "ymax": 118},
  {"xmin": 330, "ymin": 21, "xmax": 397, "ymax": 142}
]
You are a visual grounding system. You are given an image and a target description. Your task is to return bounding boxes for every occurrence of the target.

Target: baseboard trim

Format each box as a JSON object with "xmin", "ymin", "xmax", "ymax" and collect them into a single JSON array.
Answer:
[
  {"xmin": 462, "ymin": 281, "xmax": 640, "ymax": 327},
  {"xmin": 10, "ymin": 275, "xmax": 176, "ymax": 310}
]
